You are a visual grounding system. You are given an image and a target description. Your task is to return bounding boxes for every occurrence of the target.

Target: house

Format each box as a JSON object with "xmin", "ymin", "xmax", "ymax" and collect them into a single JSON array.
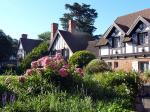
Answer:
[
  {"xmin": 48, "ymin": 20, "xmax": 99, "ymax": 59},
  {"xmin": 17, "ymin": 34, "xmax": 42, "ymax": 60},
  {"xmin": 96, "ymin": 8, "xmax": 150, "ymax": 72}
]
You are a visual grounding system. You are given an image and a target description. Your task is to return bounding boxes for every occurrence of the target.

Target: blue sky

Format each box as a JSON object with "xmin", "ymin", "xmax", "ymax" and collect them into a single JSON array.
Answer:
[{"xmin": 0, "ymin": 0, "xmax": 150, "ymax": 39}]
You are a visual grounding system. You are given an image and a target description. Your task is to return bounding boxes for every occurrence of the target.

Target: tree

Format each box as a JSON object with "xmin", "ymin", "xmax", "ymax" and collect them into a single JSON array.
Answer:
[
  {"xmin": 38, "ymin": 31, "xmax": 51, "ymax": 41},
  {"xmin": 60, "ymin": 3, "xmax": 98, "ymax": 35},
  {"xmin": 0, "ymin": 30, "xmax": 12, "ymax": 60}
]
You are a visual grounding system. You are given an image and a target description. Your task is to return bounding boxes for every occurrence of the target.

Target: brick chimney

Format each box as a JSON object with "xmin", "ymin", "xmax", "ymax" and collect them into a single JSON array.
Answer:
[
  {"xmin": 68, "ymin": 20, "xmax": 76, "ymax": 33},
  {"xmin": 21, "ymin": 34, "xmax": 27, "ymax": 39},
  {"xmin": 51, "ymin": 23, "xmax": 58, "ymax": 40}
]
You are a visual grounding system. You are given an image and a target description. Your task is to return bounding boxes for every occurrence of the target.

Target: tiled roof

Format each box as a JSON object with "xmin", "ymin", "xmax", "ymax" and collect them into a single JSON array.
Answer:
[
  {"xmin": 96, "ymin": 38, "xmax": 108, "ymax": 46},
  {"xmin": 97, "ymin": 8, "xmax": 150, "ymax": 47},
  {"xmin": 20, "ymin": 38, "xmax": 42, "ymax": 53},
  {"xmin": 115, "ymin": 8, "xmax": 150, "ymax": 32}
]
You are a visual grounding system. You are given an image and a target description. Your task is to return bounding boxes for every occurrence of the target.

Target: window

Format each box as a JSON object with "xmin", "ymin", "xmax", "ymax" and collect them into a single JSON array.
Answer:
[
  {"xmin": 108, "ymin": 62, "xmax": 112, "ymax": 68},
  {"xmin": 138, "ymin": 32, "xmax": 148, "ymax": 45},
  {"xmin": 114, "ymin": 62, "xmax": 118, "ymax": 68},
  {"xmin": 62, "ymin": 48, "xmax": 69, "ymax": 60},
  {"xmin": 139, "ymin": 62, "xmax": 149, "ymax": 72},
  {"xmin": 113, "ymin": 37, "xmax": 120, "ymax": 48}
]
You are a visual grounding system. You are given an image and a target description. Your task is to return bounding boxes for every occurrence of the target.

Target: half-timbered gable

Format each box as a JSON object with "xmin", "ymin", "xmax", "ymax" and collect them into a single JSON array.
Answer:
[{"xmin": 97, "ymin": 8, "xmax": 150, "ymax": 72}]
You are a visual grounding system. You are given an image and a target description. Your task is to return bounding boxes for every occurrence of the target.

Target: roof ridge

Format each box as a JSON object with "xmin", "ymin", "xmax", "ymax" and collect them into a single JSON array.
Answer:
[{"xmin": 116, "ymin": 8, "xmax": 150, "ymax": 19}]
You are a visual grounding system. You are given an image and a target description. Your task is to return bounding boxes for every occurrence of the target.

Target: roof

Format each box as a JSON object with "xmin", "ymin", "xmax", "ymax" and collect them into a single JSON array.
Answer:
[
  {"xmin": 86, "ymin": 40, "xmax": 99, "ymax": 57},
  {"xmin": 50, "ymin": 30, "xmax": 92, "ymax": 53},
  {"xmin": 97, "ymin": 8, "xmax": 150, "ymax": 47},
  {"xmin": 96, "ymin": 38, "xmax": 108, "ymax": 46},
  {"xmin": 115, "ymin": 8, "xmax": 150, "ymax": 32},
  {"xmin": 20, "ymin": 38, "xmax": 42, "ymax": 53}
]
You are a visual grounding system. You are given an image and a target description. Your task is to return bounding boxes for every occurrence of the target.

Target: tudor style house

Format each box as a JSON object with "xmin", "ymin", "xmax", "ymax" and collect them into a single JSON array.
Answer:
[
  {"xmin": 96, "ymin": 8, "xmax": 150, "ymax": 72},
  {"xmin": 17, "ymin": 34, "xmax": 42, "ymax": 60},
  {"xmin": 48, "ymin": 20, "xmax": 99, "ymax": 59}
]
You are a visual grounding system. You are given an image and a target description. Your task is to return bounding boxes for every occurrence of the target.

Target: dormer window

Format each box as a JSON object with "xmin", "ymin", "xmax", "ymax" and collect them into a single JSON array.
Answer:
[
  {"xmin": 138, "ymin": 32, "xmax": 148, "ymax": 45},
  {"xmin": 112, "ymin": 37, "xmax": 120, "ymax": 48}
]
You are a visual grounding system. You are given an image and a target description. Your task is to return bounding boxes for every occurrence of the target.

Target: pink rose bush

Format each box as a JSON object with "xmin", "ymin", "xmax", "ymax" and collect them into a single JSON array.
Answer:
[
  {"xmin": 59, "ymin": 68, "xmax": 69, "ymax": 77},
  {"xmin": 75, "ymin": 68, "xmax": 84, "ymax": 76},
  {"xmin": 19, "ymin": 53, "xmax": 84, "ymax": 83}
]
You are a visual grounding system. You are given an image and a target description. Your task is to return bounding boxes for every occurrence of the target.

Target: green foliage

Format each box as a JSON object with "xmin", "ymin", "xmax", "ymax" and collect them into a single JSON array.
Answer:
[
  {"xmin": 0, "ymin": 30, "xmax": 15, "ymax": 60},
  {"xmin": 60, "ymin": 2, "xmax": 98, "ymax": 35},
  {"xmin": 0, "ymin": 71, "xmax": 141, "ymax": 111},
  {"xmin": 69, "ymin": 50, "xmax": 95, "ymax": 68},
  {"xmin": 85, "ymin": 59, "xmax": 111, "ymax": 74},
  {"xmin": 38, "ymin": 31, "xmax": 51, "ymax": 41},
  {"xmin": 19, "ymin": 42, "xmax": 48, "ymax": 73}
]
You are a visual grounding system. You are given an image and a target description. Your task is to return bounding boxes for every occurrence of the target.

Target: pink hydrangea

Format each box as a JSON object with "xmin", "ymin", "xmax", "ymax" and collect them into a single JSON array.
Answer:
[
  {"xmin": 62, "ymin": 64, "xmax": 70, "ymax": 69},
  {"xmin": 59, "ymin": 68, "xmax": 69, "ymax": 77},
  {"xmin": 42, "ymin": 56, "xmax": 52, "ymax": 67},
  {"xmin": 36, "ymin": 68, "xmax": 44, "ymax": 74},
  {"xmin": 75, "ymin": 68, "xmax": 84, "ymax": 76},
  {"xmin": 31, "ymin": 61, "xmax": 38, "ymax": 69},
  {"xmin": 18, "ymin": 76, "xmax": 26, "ymax": 83},
  {"xmin": 37, "ymin": 58, "xmax": 43, "ymax": 67},
  {"xmin": 25, "ymin": 69, "xmax": 33, "ymax": 76},
  {"xmin": 54, "ymin": 53, "xmax": 63, "ymax": 60}
]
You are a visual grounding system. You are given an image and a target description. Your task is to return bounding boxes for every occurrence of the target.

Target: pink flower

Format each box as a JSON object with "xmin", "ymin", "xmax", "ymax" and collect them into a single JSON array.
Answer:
[
  {"xmin": 31, "ymin": 61, "xmax": 38, "ymax": 69},
  {"xmin": 54, "ymin": 53, "xmax": 63, "ymax": 60},
  {"xmin": 25, "ymin": 69, "xmax": 33, "ymax": 76},
  {"xmin": 37, "ymin": 58, "xmax": 43, "ymax": 67},
  {"xmin": 59, "ymin": 68, "xmax": 69, "ymax": 77},
  {"xmin": 75, "ymin": 68, "xmax": 84, "ymax": 76},
  {"xmin": 42, "ymin": 56, "xmax": 52, "ymax": 67},
  {"xmin": 18, "ymin": 76, "xmax": 26, "ymax": 83},
  {"xmin": 36, "ymin": 68, "xmax": 44, "ymax": 74},
  {"xmin": 62, "ymin": 64, "xmax": 70, "ymax": 69}
]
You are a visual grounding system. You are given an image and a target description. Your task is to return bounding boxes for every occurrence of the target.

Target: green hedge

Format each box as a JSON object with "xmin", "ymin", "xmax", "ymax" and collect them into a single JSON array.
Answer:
[
  {"xmin": 0, "ymin": 71, "xmax": 141, "ymax": 111},
  {"xmin": 69, "ymin": 50, "xmax": 95, "ymax": 68}
]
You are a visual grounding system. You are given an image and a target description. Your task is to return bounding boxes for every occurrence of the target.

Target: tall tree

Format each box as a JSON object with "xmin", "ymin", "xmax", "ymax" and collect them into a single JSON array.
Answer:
[
  {"xmin": 38, "ymin": 31, "xmax": 51, "ymax": 41},
  {"xmin": 60, "ymin": 2, "xmax": 98, "ymax": 35},
  {"xmin": 0, "ymin": 30, "xmax": 12, "ymax": 60}
]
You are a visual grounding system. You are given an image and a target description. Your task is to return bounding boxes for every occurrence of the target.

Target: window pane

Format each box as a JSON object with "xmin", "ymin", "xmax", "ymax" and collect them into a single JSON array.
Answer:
[
  {"xmin": 139, "ymin": 62, "xmax": 149, "ymax": 72},
  {"xmin": 138, "ymin": 32, "xmax": 148, "ymax": 45}
]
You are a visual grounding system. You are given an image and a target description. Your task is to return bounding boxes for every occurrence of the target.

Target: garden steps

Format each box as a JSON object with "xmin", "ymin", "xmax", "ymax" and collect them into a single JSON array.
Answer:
[{"xmin": 136, "ymin": 84, "xmax": 150, "ymax": 112}]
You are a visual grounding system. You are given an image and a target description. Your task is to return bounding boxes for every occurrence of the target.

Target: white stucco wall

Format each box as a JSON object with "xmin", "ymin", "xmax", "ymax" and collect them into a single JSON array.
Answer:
[
  {"xmin": 100, "ymin": 46, "xmax": 109, "ymax": 55},
  {"xmin": 126, "ymin": 42, "xmax": 133, "ymax": 53}
]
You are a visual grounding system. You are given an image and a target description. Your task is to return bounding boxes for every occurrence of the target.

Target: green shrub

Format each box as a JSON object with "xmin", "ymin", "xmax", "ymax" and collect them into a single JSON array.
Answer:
[
  {"xmin": 0, "ymin": 70, "xmax": 140, "ymax": 111},
  {"xmin": 69, "ymin": 50, "xmax": 95, "ymax": 68},
  {"xmin": 19, "ymin": 42, "xmax": 48, "ymax": 73},
  {"xmin": 85, "ymin": 59, "xmax": 111, "ymax": 74}
]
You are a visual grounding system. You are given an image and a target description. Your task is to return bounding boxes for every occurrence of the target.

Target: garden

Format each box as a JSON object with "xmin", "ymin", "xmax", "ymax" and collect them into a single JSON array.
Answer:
[{"xmin": 0, "ymin": 50, "xmax": 141, "ymax": 112}]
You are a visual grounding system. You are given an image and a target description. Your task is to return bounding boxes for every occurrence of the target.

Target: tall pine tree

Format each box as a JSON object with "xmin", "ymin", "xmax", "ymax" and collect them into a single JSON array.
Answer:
[{"xmin": 60, "ymin": 3, "xmax": 98, "ymax": 36}]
